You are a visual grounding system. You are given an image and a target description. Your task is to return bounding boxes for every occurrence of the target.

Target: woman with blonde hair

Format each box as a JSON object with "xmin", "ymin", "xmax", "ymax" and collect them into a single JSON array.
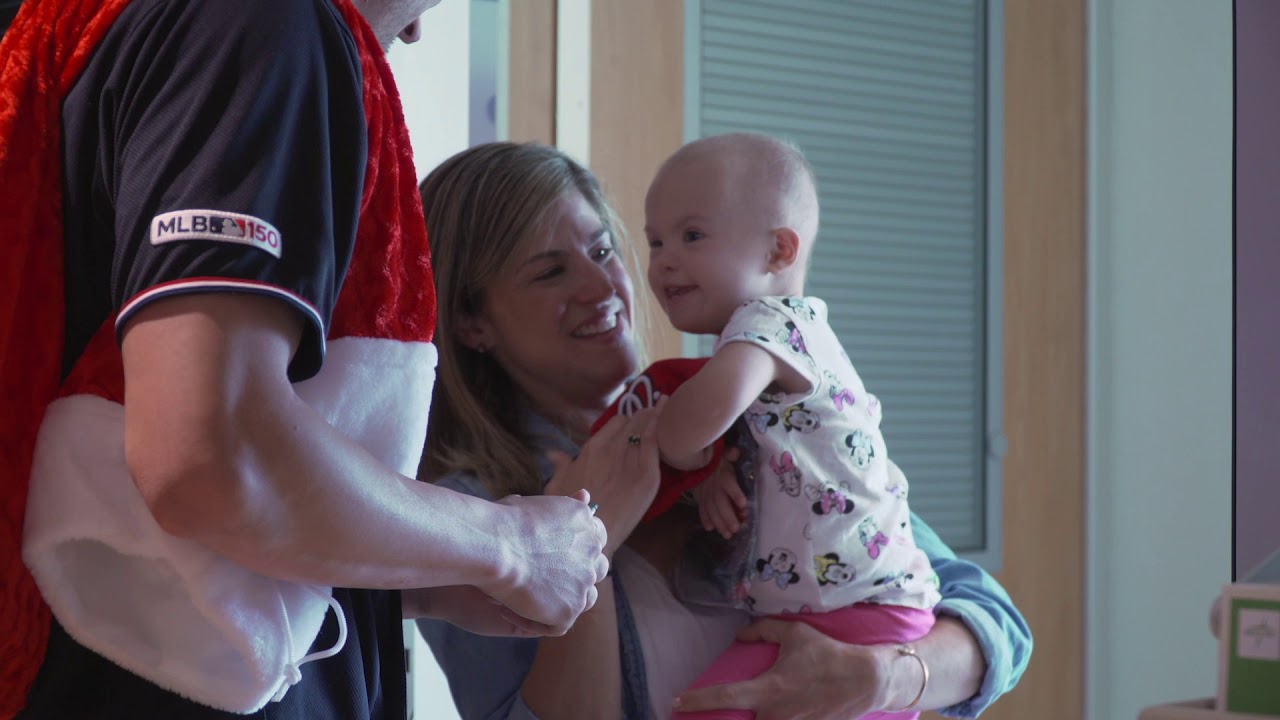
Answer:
[{"xmin": 415, "ymin": 142, "xmax": 1031, "ymax": 720}]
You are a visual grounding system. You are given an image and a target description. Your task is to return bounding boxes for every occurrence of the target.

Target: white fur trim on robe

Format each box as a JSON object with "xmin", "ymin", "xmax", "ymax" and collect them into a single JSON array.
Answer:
[{"xmin": 22, "ymin": 337, "xmax": 436, "ymax": 714}]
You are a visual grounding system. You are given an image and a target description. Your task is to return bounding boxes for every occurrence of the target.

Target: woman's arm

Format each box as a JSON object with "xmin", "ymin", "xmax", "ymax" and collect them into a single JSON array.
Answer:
[
  {"xmin": 415, "ymin": 580, "xmax": 624, "ymax": 720},
  {"xmin": 882, "ymin": 615, "xmax": 986, "ymax": 711},
  {"xmin": 912, "ymin": 508, "xmax": 1033, "ymax": 716},
  {"xmin": 416, "ymin": 413, "xmax": 664, "ymax": 719},
  {"xmin": 414, "ymin": 470, "xmax": 558, "ymax": 720},
  {"xmin": 416, "ymin": 570, "xmax": 629, "ymax": 720},
  {"xmin": 519, "ymin": 407, "xmax": 679, "ymax": 718},
  {"xmin": 670, "ymin": 615, "xmax": 983, "ymax": 719},
  {"xmin": 521, "ymin": 580, "xmax": 624, "ymax": 719},
  {"xmin": 672, "ymin": 466, "xmax": 1032, "ymax": 719}
]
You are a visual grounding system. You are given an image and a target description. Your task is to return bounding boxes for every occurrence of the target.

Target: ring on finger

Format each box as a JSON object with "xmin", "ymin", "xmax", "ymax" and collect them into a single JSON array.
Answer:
[{"xmin": 627, "ymin": 434, "xmax": 641, "ymax": 446}]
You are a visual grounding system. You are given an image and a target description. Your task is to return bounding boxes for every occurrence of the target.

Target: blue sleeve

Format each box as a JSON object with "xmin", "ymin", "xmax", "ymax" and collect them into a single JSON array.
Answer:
[
  {"xmin": 414, "ymin": 471, "xmax": 544, "ymax": 720},
  {"xmin": 911, "ymin": 512, "xmax": 1033, "ymax": 717}
]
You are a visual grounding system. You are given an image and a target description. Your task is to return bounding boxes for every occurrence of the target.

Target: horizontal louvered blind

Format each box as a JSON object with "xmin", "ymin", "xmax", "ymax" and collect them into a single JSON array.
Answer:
[{"xmin": 691, "ymin": 0, "xmax": 993, "ymax": 551}]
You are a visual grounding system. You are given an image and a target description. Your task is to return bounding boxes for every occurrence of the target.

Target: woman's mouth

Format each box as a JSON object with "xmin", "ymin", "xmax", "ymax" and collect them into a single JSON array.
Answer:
[{"xmin": 571, "ymin": 312, "xmax": 621, "ymax": 338}]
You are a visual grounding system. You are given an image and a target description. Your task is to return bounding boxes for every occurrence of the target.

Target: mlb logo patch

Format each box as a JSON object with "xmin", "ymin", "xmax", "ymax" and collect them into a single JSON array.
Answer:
[{"xmin": 151, "ymin": 209, "xmax": 282, "ymax": 258}]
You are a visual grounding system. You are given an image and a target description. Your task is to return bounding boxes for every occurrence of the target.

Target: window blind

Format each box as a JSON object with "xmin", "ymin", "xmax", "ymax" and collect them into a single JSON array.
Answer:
[{"xmin": 687, "ymin": 0, "xmax": 999, "ymax": 554}]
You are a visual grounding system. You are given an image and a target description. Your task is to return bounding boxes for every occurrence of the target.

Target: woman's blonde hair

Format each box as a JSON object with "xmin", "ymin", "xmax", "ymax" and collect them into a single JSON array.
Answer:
[{"xmin": 419, "ymin": 142, "xmax": 636, "ymax": 496}]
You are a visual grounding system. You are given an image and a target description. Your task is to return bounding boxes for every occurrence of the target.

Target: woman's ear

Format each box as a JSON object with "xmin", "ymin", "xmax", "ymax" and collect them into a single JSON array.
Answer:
[
  {"xmin": 454, "ymin": 313, "xmax": 496, "ymax": 354},
  {"xmin": 767, "ymin": 228, "xmax": 801, "ymax": 273}
]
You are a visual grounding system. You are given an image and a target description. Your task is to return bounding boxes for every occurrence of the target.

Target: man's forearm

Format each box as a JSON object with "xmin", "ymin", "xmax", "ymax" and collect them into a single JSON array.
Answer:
[
  {"xmin": 121, "ymin": 293, "xmax": 519, "ymax": 593},
  {"xmin": 140, "ymin": 387, "xmax": 515, "ymax": 593}
]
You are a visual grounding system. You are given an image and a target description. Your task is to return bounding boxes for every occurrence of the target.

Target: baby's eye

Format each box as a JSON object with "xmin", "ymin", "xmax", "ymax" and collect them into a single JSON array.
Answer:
[
  {"xmin": 683, "ymin": 230, "xmax": 703, "ymax": 243},
  {"xmin": 647, "ymin": 237, "xmax": 663, "ymax": 249}
]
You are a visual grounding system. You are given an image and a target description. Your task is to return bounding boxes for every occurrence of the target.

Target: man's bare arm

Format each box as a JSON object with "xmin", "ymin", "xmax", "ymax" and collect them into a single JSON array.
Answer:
[{"xmin": 121, "ymin": 292, "xmax": 606, "ymax": 631}]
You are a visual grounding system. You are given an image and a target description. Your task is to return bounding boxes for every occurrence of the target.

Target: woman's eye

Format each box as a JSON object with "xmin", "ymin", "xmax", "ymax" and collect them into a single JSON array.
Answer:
[
  {"xmin": 534, "ymin": 266, "xmax": 564, "ymax": 281},
  {"xmin": 592, "ymin": 245, "xmax": 615, "ymax": 261}
]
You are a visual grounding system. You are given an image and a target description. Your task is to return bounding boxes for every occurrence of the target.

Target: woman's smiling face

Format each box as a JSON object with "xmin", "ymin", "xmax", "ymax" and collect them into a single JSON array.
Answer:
[{"xmin": 465, "ymin": 189, "xmax": 639, "ymax": 423}]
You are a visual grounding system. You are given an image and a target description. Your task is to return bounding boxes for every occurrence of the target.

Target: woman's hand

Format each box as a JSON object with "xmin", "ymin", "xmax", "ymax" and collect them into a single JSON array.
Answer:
[
  {"xmin": 545, "ymin": 405, "xmax": 661, "ymax": 559},
  {"xmin": 671, "ymin": 619, "xmax": 907, "ymax": 720}
]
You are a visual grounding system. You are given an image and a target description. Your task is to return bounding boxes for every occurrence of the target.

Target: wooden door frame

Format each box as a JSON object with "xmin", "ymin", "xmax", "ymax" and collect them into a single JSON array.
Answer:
[{"xmin": 982, "ymin": 0, "xmax": 1086, "ymax": 718}]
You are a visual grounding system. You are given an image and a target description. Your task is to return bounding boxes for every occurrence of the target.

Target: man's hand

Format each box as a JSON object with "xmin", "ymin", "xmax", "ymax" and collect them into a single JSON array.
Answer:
[
  {"xmin": 404, "ymin": 585, "xmax": 555, "ymax": 637},
  {"xmin": 672, "ymin": 619, "xmax": 896, "ymax": 720},
  {"xmin": 486, "ymin": 490, "xmax": 609, "ymax": 635}
]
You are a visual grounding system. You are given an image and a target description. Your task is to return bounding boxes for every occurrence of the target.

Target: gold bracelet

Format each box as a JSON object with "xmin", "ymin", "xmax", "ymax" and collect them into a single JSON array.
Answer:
[{"xmin": 892, "ymin": 644, "xmax": 929, "ymax": 712}]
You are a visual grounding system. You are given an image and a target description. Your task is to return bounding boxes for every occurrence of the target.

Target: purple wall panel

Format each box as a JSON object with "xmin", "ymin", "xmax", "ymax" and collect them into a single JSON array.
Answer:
[{"xmin": 1235, "ymin": 0, "xmax": 1280, "ymax": 579}]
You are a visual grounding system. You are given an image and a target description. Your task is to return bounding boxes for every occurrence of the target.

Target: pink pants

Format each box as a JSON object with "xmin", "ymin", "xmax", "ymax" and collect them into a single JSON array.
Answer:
[{"xmin": 672, "ymin": 603, "xmax": 936, "ymax": 720}]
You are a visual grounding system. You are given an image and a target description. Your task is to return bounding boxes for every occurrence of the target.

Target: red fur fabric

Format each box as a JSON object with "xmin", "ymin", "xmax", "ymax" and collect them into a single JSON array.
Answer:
[
  {"xmin": 330, "ymin": 0, "xmax": 436, "ymax": 344},
  {"xmin": 591, "ymin": 357, "xmax": 726, "ymax": 521},
  {"xmin": 0, "ymin": 0, "xmax": 434, "ymax": 714},
  {"xmin": 0, "ymin": 1, "xmax": 133, "ymax": 713}
]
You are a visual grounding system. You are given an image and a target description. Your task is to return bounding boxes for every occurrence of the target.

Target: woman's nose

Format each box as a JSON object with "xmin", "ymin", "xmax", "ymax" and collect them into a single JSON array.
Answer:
[{"xmin": 574, "ymin": 260, "xmax": 615, "ymax": 302}]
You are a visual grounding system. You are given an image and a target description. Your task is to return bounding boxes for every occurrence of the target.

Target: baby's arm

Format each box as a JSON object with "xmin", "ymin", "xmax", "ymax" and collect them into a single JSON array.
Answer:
[{"xmin": 655, "ymin": 342, "xmax": 779, "ymax": 471}]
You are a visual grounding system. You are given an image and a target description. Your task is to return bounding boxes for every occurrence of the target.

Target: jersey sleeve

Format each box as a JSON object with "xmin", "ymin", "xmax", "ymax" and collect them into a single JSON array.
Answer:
[
  {"xmin": 714, "ymin": 297, "xmax": 822, "ymax": 395},
  {"xmin": 102, "ymin": 0, "xmax": 366, "ymax": 380}
]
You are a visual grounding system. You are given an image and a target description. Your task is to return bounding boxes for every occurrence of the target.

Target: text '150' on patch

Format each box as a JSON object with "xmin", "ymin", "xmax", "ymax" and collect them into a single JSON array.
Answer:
[{"xmin": 150, "ymin": 209, "xmax": 282, "ymax": 259}]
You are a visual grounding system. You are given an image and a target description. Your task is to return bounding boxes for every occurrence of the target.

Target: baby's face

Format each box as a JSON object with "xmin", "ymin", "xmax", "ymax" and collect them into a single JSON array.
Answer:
[{"xmin": 644, "ymin": 157, "xmax": 774, "ymax": 334}]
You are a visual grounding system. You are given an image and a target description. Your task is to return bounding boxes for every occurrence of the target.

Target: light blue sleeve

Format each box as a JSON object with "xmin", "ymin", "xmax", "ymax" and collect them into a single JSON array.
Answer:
[
  {"xmin": 910, "ymin": 512, "xmax": 1033, "ymax": 718},
  {"xmin": 413, "ymin": 470, "xmax": 545, "ymax": 720}
]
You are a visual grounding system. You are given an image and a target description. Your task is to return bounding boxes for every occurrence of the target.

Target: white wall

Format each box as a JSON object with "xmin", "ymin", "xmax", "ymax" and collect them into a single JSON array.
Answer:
[
  {"xmin": 388, "ymin": 0, "xmax": 471, "ymax": 183},
  {"xmin": 1087, "ymin": 1, "xmax": 1233, "ymax": 718},
  {"xmin": 385, "ymin": 2, "xmax": 469, "ymax": 719}
]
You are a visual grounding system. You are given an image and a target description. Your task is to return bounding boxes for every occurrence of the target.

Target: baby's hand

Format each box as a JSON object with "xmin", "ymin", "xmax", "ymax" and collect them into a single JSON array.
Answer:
[{"xmin": 691, "ymin": 469, "xmax": 748, "ymax": 540}]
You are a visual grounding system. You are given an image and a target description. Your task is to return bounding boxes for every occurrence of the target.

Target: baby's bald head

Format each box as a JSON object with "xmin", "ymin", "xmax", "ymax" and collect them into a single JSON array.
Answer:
[
  {"xmin": 645, "ymin": 133, "xmax": 821, "ymax": 305},
  {"xmin": 655, "ymin": 132, "xmax": 820, "ymax": 250}
]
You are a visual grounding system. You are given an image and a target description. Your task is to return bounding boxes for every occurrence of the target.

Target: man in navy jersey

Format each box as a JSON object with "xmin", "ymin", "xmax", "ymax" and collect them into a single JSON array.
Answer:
[{"xmin": 1, "ymin": 1, "xmax": 611, "ymax": 718}]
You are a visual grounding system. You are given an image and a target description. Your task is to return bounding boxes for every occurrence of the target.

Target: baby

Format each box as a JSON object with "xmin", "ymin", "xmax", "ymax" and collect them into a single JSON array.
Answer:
[{"xmin": 645, "ymin": 133, "xmax": 941, "ymax": 720}]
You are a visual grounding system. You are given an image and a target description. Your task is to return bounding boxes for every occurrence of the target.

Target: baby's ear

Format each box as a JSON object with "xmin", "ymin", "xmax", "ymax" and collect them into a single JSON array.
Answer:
[{"xmin": 767, "ymin": 227, "xmax": 801, "ymax": 272}]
